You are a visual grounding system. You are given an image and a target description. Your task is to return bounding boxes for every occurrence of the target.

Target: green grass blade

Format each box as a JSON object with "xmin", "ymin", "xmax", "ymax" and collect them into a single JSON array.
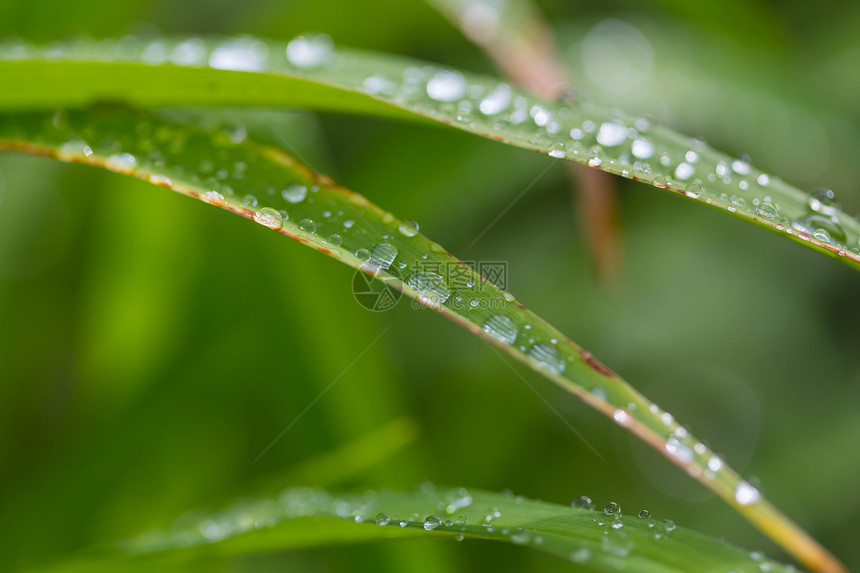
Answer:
[
  {"xmin": 0, "ymin": 35, "xmax": 858, "ymax": 269},
  {"xmin": 0, "ymin": 108, "xmax": 843, "ymax": 573},
  {"xmin": 24, "ymin": 487, "xmax": 799, "ymax": 573}
]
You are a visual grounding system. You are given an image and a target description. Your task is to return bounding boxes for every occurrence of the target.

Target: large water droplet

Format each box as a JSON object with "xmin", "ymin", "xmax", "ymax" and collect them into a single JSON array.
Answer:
[
  {"xmin": 398, "ymin": 219, "xmax": 419, "ymax": 237},
  {"xmin": 735, "ymin": 481, "xmax": 760, "ymax": 505},
  {"xmin": 631, "ymin": 137, "xmax": 654, "ymax": 159},
  {"xmin": 286, "ymin": 34, "xmax": 333, "ymax": 68},
  {"xmin": 407, "ymin": 272, "xmax": 451, "ymax": 306},
  {"xmin": 604, "ymin": 502, "xmax": 621, "ymax": 516},
  {"xmin": 482, "ymin": 314, "xmax": 518, "ymax": 344},
  {"xmin": 370, "ymin": 243, "xmax": 397, "ymax": 270},
  {"xmin": 528, "ymin": 342, "xmax": 565, "ymax": 374},
  {"xmin": 755, "ymin": 201, "xmax": 778, "ymax": 220},
  {"xmin": 596, "ymin": 122, "xmax": 626, "ymax": 147},
  {"xmin": 423, "ymin": 515, "xmax": 442, "ymax": 531},
  {"xmin": 791, "ymin": 214, "xmax": 846, "ymax": 244},
  {"xmin": 254, "ymin": 207, "xmax": 283, "ymax": 229},
  {"xmin": 547, "ymin": 142, "xmax": 565, "ymax": 158},
  {"xmin": 375, "ymin": 513, "xmax": 391, "ymax": 526},
  {"xmin": 426, "ymin": 70, "xmax": 466, "ymax": 102}
]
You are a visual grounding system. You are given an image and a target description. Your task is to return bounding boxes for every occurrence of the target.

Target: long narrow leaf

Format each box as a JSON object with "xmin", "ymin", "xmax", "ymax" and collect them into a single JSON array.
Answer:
[
  {"xmin": 0, "ymin": 35, "xmax": 857, "ymax": 269},
  {"xmin": 0, "ymin": 108, "xmax": 843, "ymax": 573},
  {"xmin": 26, "ymin": 487, "xmax": 799, "ymax": 573}
]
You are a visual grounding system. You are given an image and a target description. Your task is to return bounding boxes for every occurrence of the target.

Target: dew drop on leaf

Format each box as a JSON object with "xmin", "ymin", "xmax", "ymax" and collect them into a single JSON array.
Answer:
[
  {"xmin": 665, "ymin": 435, "xmax": 694, "ymax": 463},
  {"xmin": 398, "ymin": 219, "xmax": 419, "ymax": 237},
  {"xmin": 527, "ymin": 342, "xmax": 565, "ymax": 374},
  {"xmin": 735, "ymin": 481, "xmax": 761, "ymax": 505},
  {"xmin": 482, "ymin": 314, "xmax": 518, "ymax": 344},
  {"xmin": 253, "ymin": 207, "xmax": 283, "ymax": 229},
  {"xmin": 423, "ymin": 515, "xmax": 442, "ymax": 531},
  {"xmin": 286, "ymin": 34, "xmax": 333, "ymax": 68},
  {"xmin": 426, "ymin": 70, "xmax": 466, "ymax": 102},
  {"xmin": 281, "ymin": 184, "xmax": 307, "ymax": 203}
]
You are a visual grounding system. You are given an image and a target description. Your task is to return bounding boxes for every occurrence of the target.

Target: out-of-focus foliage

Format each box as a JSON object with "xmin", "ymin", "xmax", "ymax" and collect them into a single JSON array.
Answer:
[{"xmin": 0, "ymin": 1, "xmax": 858, "ymax": 572}]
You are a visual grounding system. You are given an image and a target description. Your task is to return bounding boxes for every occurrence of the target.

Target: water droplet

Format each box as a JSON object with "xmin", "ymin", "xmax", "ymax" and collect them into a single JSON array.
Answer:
[
  {"xmin": 354, "ymin": 248, "xmax": 372, "ymax": 262},
  {"xmin": 654, "ymin": 176, "xmax": 668, "ymax": 188},
  {"xmin": 604, "ymin": 502, "xmax": 621, "ymax": 516},
  {"xmin": 808, "ymin": 188, "xmax": 840, "ymax": 216},
  {"xmin": 370, "ymin": 243, "xmax": 397, "ymax": 269},
  {"xmin": 791, "ymin": 214, "xmax": 846, "ymax": 244},
  {"xmin": 328, "ymin": 234, "xmax": 342, "ymax": 246},
  {"xmin": 426, "ymin": 70, "xmax": 466, "ymax": 102},
  {"xmin": 423, "ymin": 515, "xmax": 442, "ymax": 531},
  {"xmin": 375, "ymin": 513, "xmax": 391, "ymax": 526},
  {"xmin": 445, "ymin": 489, "xmax": 472, "ymax": 514},
  {"xmin": 685, "ymin": 180, "xmax": 704, "ymax": 198},
  {"xmin": 299, "ymin": 218, "xmax": 316, "ymax": 233},
  {"xmin": 527, "ymin": 342, "xmax": 565, "ymax": 374},
  {"xmin": 209, "ymin": 38, "xmax": 268, "ymax": 72},
  {"xmin": 241, "ymin": 195, "xmax": 258, "ymax": 208},
  {"xmin": 707, "ymin": 457, "xmax": 723, "ymax": 475},
  {"xmin": 59, "ymin": 140, "xmax": 94, "ymax": 157},
  {"xmin": 407, "ymin": 272, "xmax": 451, "ymax": 306},
  {"xmin": 282, "ymin": 184, "xmax": 307, "ymax": 203},
  {"xmin": 148, "ymin": 174, "xmax": 173, "ymax": 187},
  {"xmin": 479, "ymin": 84, "xmax": 511, "ymax": 115},
  {"xmin": 631, "ymin": 137, "xmax": 654, "ymax": 159},
  {"xmin": 596, "ymin": 122, "xmax": 626, "ymax": 147},
  {"xmin": 286, "ymin": 34, "xmax": 333, "ymax": 68},
  {"xmin": 204, "ymin": 191, "xmax": 225, "ymax": 206},
  {"xmin": 254, "ymin": 207, "xmax": 283, "ymax": 229},
  {"xmin": 482, "ymin": 314, "xmax": 518, "ymax": 344},
  {"xmin": 612, "ymin": 409, "xmax": 632, "ymax": 427},
  {"xmin": 105, "ymin": 152, "xmax": 137, "ymax": 171},
  {"xmin": 732, "ymin": 158, "xmax": 751, "ymax": 175},
  {"xmin": 755, "ymin": 201, "xmax": 778, "ymax": 220},
  {"xmin": 638, "ymin": 510, "xmax": 650, "ymax": 519},
  {"xmin": 663, "ymin": 519, "xmax": 676, "ymax": 532},
  {"xmin": 398, "ymin": 219, "xmax": 419, "ymax": 237},
  {"xmin": 573, "ymin": 496, "xmax": 594, "ymax": 510},
  {"xmin": 735, "ymin": 481, "xmax": 760, "ymax": 505},
  {"xmin": 674, "ymin": 162, "xmax": 695, "ymax": 180},
  {"xmin": 665, "ymin": 436, "xmax": 694, "ymax": 464},
  {"xmin": 547, "ymin": 141, "xmax": 565, "ymax": 158}
]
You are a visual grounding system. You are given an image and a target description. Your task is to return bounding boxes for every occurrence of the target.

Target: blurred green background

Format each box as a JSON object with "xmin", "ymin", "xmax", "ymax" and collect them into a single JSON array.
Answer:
[{"xmin": 1, "ymin": 0, "xmax": 858, "ymax": 571}]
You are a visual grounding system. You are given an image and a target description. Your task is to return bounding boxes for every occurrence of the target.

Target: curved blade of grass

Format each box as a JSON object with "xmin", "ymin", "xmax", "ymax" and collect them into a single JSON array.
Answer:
[
  {"xmin": 0, "ymin": 36, "xmax": 858, "ymax": 269},
  {"xmin": 25, "ymin": 487, "xmax": 798, "ymax": 573},
  {"xmin": 0, "ymin": 108, "xmax": 843, "ymax": 573}
]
